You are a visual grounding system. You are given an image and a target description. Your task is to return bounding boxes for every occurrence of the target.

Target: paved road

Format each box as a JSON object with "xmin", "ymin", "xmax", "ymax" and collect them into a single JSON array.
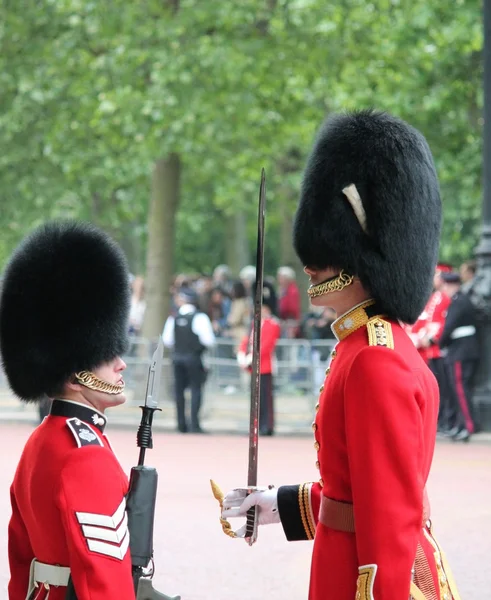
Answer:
[{"xmin": 1, "ymin": 423, "xmax": 489, "ymax": 599}]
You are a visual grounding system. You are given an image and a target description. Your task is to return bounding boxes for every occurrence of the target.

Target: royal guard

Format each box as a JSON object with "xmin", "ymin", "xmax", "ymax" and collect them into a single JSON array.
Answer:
[
  {"xmin": 408, "ymin": 263, "xmax": 452, "ymax": 430},
  {"xmin": 439, "ymin": 271, "xmax": 480, "ymax": 441},
  {"xmin": 221, "ymin": 111, "xmax": 461, "ymax": 599},
  {"xmin": 237, "ymin": 288, "xmax": 281, "ymax": 435},
  {"xmin": 1, "ymin": 222, "xmax": 135, "ymax": 599}
]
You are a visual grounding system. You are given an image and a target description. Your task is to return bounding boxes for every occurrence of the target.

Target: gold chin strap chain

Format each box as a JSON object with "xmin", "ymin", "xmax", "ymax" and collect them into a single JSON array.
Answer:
[
  {"xmin": 75, "ymin": 371, "xmax": 125, "ymax": 395},
  {"xmin": 307, "ymin": 270, "xmax": 354, "ymax": 299}
]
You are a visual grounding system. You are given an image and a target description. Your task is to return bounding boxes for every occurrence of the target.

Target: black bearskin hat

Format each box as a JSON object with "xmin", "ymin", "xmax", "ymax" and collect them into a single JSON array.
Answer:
[
  {"xmin": 0, "ymin": 221, "xmax": 130, "ymax": 401},
  {"xmin": 293, "ymin": 109, "xmax": 441, "ymax": 324}
]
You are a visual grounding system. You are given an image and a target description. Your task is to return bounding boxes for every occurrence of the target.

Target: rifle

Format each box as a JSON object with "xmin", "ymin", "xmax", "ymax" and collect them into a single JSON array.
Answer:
[{"xmin": 126, "ymin": 337, "xmax": 181, "ymax": 600}]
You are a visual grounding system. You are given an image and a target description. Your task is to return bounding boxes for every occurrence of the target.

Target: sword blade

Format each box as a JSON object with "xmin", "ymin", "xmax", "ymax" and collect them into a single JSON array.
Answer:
[
  {"xmin": 245, "ymin": 169, "xmax": 266, "ymax": 545},
  {"xmin": 248, "ymin": 168, "xmax": 266, "ymax": 488}
]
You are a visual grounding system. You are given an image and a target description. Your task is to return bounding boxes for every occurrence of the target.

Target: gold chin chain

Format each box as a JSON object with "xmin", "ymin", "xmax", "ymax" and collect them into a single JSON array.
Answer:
[
  {"xmin": 307, "ymin": 270, "xmax": 354, "ymax": 298},
  {"xmin": 75, "ymin": 371, "xmax": 125, "ymax": 395}
]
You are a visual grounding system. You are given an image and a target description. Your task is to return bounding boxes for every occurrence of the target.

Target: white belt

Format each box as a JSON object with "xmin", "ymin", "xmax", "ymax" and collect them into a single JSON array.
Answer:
[
  {"xmin": 450, "ymin": 325, "xmax": 476, "ymax": 340},
  {"xmin": 27, "ymin": 559, "xmax": 71, "ymax": 599}
]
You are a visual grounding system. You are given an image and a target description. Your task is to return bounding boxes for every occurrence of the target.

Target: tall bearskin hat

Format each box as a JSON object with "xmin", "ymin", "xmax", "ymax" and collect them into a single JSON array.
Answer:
[
  {"xmin": 0, "ymin": 221, "xmax": 130, "ymax": 401},
  {"xmin": 293, "ymin": 109, "xmax": 441, "ymax": 324}
]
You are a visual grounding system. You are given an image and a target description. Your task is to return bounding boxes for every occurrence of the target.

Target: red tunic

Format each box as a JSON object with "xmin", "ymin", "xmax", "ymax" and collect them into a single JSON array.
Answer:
[
  {"xmin": 238, "ymin": 316, "xmax": 281, "ymax": 374},
  {"xmin": 9, "ymin": 400, "xmax": 135, "ymax": 600},
  {"xmin": 408, "ymin": 291, "xmax": 450, "ymax": 362},
  {"xmin": 277, "ymin": 301, "xmax": 460, "ymax": 600}
]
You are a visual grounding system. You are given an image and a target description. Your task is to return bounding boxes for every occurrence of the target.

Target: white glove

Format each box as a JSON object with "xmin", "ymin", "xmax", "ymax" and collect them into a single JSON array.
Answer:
[
  {"xmin": 237, "ymin": 352, "xmax": 253, "ymax": 369},
  {"xmin": 221, "ymin": 486, "xmax": 280, "ymax": 537}
]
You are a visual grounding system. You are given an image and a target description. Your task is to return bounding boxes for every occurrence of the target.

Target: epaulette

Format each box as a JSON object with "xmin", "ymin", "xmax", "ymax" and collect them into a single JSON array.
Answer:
[
  {"xmin": 66, "ymin": 418, "xmax": 104, "ymax": 448},
  {"xmin": 366, "ymin": 318, "xmax": 394, "ymax": 349}
]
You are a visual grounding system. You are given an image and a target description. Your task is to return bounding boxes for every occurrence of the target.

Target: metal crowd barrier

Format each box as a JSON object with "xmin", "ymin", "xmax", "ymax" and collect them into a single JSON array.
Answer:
[
  {"xmin": 0, "ymin": 337, "xmax": 337, "ymax": 411},
  {"xmin": 123, "ymin": 336, "xmax": 337, "ymax": 406}
]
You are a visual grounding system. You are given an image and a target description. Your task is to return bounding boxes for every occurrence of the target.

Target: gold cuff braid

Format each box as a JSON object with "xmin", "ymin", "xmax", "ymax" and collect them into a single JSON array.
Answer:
[
  {"xmin": 75, "ymin": 371, "xmax": 125, "ymax": 395},
  {"xmin": 307, "ymin": 270, "xmax": 354, "ymax": 298}
]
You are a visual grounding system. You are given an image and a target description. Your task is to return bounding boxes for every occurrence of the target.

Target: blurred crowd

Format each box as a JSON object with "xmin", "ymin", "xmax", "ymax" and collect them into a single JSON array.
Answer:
[
  {"xmin": 128, "ymin": 259, "xmax": 482, "ymax": 438},
  {"xmin": 128, "ymin": 264, "xmax": 337, "ymax": 349}
]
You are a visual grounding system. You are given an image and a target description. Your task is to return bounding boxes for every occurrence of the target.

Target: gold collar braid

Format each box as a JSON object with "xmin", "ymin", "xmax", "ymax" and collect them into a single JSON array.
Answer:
[
  {"xmin": 307, "ymin": 270, "xmax": 354, "ymax": 299},
  {"xmin": 75, "ymin": 371, "xmax": 125, "ymax": 395}
]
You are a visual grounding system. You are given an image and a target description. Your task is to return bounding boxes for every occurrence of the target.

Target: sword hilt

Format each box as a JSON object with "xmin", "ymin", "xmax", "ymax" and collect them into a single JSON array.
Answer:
[
  {"xmin": 245, "ymin": 505, "xmax": 258, "ymax": 546},
  {"xmin": 209, "ymin": 480, "xmax": 238, "ymax": 539}
]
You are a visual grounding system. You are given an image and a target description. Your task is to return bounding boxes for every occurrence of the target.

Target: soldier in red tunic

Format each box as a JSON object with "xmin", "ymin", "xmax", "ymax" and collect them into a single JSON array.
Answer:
[
  {"xmin": 407, "ymin": 264, "xmax": 453, "ymax": 431},
  {"xmin": 408, "ymin": 264, "xmax": 452, "ymax": 364},
  {"xmin": 1, "ymin": 222, "xmax": 135, "ymax": 599},
  {"xmin": 222, "ymin": 110, "xmax": 461, "ymax": 600},
  {"xmin": 237, "ymin": 291, "xmax": 281, "ymax": 435}
]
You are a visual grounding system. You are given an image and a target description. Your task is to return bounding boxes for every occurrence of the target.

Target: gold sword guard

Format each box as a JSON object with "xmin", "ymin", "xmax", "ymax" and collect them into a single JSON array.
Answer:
[{"xmin": 209, "ymin": 479, "xmax": 237, "ymax": 539}]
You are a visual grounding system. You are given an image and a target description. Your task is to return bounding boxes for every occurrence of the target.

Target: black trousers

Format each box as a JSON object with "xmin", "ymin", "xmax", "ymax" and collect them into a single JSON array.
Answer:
[
  {"xmin": 259, "ymin": 373, "xmax": 275, "ymax": 435},
  {"xmin": 428, "ymin": 357, "xmax": 452, "ymax": 430},
  {"xmin": 173, "ymin": 359, "xmax": 204, "ymax": 432},
  {"xmin": 444, "ymin": 357, "xmax": 478, "ymax": 433}
]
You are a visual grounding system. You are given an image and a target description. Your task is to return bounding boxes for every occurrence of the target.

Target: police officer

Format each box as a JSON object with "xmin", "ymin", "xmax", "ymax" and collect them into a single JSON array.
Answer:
[
  {"xmin": 439, "ymin": 271, "xmax": 479, "ymax": 441},
  {"xmin": 162, "ymin": 287, "xmax": 215, "ymax": 433},
  {"xmin": 1, "ymin": 221, "xmax": 135, "ymax": 599}
]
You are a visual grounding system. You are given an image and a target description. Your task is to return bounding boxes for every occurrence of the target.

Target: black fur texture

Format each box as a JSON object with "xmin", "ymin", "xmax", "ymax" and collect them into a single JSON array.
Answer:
[
  {"xmin": 293, "ymin": 110, "xmax": 441, "ymax": 323},
  {"xmin": 0, "ymin": 221, "xmax": 131, "ymax": 401}
]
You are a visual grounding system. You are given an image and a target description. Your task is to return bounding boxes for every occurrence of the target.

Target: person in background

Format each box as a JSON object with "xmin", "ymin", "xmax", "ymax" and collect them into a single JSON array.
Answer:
[
  {"xmin": 439, "ymin": 271, "xmax": 479, "ymax": 442},
  {"xmin": 239, "ymin": 265, "xmax": 257, "ymax": 297},
  {"xmin": 162, "ymin": 287, "xmax": 215, "ymax": 433},
  {"xmin": 213, "ymin": 264, "xmax": 233, "ymax": 295},
  {"xmin": 459, "ymin": 259, "xmax": 477, "ymax": 295},
  {"xmin": 239, "ymin": 266, "xmax": 278, "ymax": 316},
  {"xmin": 302, "ymin": 306, "xmax": 337, "ymax": 392},
  {"xmin": 277, "ymin": 266, "xmax": 301, "ymax": 337},
  {"xmin": 169, "ymin": 274, "xmax": 192, "ymax": 316},
  {"xmin": 206, "ymin": 286, "xmax": 230, "ymax": 337},
  {"xmin": 407, "ymin": 263, "xmax": 452, "ymax": 432},
  {"xmin": 196, "ymin": 274, "xmax": 214, "ymax": 314},
  {"xmin": 226, "ymin": 281, "xmax": 250, "ymax": 356},
  {"xmin": 237, "ymin": 292, "xmax": 281, "ymax": 436},
  {"xmin": 128, "ymin": 275, "xmax": 146, "ymax": 336}
]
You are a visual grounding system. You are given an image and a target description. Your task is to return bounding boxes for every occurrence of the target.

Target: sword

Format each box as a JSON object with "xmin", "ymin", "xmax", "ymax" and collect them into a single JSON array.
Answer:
[
  {"xmin": 210, "ymin": 168, "xmax": 266, "ymax": 546},
  {"xmin": 244, "ymin": 167, "xmax": 266, "ymax": 544}
]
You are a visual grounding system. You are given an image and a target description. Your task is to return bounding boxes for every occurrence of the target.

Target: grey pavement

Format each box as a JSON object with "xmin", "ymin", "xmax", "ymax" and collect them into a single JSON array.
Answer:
[
  {"xmin": 2, "ymin": 386, "xmax": 491, "ymax": 442},
  {"xmin": 0, "ymin": 425, "xmax": 490, "ymax": 599}
]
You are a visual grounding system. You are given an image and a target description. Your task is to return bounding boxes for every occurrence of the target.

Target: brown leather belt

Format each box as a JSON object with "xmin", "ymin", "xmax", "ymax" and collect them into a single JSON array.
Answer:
[{"xmin": 319, "ymin": 488, "xmax": 431, "ymax": 533}]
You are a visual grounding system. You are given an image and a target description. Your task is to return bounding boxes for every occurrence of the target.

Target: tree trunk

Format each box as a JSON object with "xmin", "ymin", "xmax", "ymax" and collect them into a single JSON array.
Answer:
[
  {"xmin": 224, "ymin": 211, "xmax": 250, "ymax": 275},
  {"xmin": 142, "ymin": 154, "xmax": 180, "ymax": 339},
  {"xmin": 279, "ymin": 204, "xmax": 296, "ymax": 267}
]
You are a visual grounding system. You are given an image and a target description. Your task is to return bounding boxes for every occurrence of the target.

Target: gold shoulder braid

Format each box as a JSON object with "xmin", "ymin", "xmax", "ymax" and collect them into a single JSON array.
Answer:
[
  {"xmin": 75, "ymin": 371, "xmax": 125, "ymax": 395},
  {"xmin": 366, "ymin": 318, "xmax": 394, "ymax": 349}
]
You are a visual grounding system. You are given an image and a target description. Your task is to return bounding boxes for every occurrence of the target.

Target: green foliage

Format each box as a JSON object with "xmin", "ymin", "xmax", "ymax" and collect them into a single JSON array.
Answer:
[{"xmin": 0, "ymin": 0, "xmax": 484, "ymax": 271}]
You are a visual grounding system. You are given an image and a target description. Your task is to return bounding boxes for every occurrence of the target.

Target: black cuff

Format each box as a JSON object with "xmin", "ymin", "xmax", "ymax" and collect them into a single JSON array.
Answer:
[{"xmin": 277, "ymin": 484, "xmax": 314, "ymax": 541}]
